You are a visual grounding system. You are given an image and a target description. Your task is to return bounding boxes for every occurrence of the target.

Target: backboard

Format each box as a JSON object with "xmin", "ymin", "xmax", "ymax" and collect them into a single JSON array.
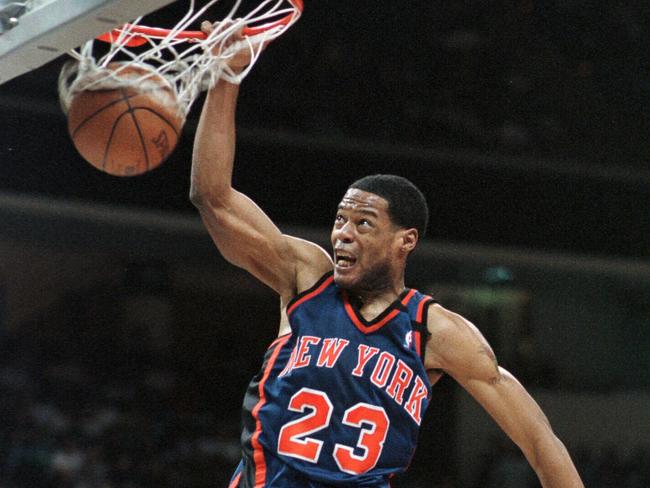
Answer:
[{"xmin": 0, "ymin": 0, "xmax": 177, "ymax": 85}]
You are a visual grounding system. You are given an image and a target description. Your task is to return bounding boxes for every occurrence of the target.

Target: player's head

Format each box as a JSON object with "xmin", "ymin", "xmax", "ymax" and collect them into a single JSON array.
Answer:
[
  {"xmin": 331, "ymin": 174, "xmax": 429, "ymax": 292},
  {"xmin": 350, "ymin": 175, "xmax": 429, "ymax": 237}
]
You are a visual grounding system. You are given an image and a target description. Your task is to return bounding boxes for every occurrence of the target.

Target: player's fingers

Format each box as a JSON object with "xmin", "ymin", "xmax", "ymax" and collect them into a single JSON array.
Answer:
[
  {"xmin": 200, "ymin": 20, "xmax": 213, "ymax": 35},
  {"xmin": 222, "ymin": 27, "xmax": 246, "ymax": 50},
  {"xmin": 233, "ymin": 26, "xmax": 245, "ymax": 42}
]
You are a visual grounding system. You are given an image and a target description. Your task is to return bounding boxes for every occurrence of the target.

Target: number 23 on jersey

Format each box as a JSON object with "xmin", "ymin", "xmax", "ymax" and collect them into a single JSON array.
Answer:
[{"xmin": 277, "ymin": 387, "xmax": 390, "ymax": 474}]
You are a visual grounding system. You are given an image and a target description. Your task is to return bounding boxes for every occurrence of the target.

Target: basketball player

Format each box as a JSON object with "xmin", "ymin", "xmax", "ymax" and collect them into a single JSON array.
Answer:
[{"xmin": 190, "ymin": 24, "xmax": 584, "ymax": 487}]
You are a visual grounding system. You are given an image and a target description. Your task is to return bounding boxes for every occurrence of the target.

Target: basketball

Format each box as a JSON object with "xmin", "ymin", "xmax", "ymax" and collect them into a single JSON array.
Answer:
[{"xmin": 67, "ymin": 63, "xmax": 184, "ymax": 177}]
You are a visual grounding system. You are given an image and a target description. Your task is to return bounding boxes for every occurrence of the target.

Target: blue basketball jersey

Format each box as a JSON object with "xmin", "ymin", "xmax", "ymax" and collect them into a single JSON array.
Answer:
[{"xmin": 233, "ymin": 272, "xmax": 436, "ymax": 487}]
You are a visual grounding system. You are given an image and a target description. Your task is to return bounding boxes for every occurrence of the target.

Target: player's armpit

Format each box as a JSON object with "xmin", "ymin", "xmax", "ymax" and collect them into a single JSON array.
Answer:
[
  {"xmin": 423, "ymin": 304, "xmax": 499, "ymax": 380},
  {"xmin": 285, "ymin": 235, "xmax": 334, "ymax": 293}
]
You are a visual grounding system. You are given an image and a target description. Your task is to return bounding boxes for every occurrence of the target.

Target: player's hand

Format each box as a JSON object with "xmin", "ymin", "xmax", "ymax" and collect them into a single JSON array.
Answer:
[{"xmin": 201, "ymin": 20, "xmax": 266, "ymax": 74}]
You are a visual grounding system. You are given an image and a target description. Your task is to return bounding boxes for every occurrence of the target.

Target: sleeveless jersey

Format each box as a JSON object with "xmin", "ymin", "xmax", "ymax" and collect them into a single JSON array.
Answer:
[{"xmin": 234, "ymin": 272, "xmax": 436, "ymax": 487}]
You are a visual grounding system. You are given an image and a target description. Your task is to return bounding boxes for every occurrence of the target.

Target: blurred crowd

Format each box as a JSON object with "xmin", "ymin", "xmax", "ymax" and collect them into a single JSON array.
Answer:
[
  {"xmin": 250, "ymin": 0, "xmax": 650, "ymax": 166},
  {"xmin": 0, "ymin": 263, "xmax": 246, "ymax": 488},
  {"xmin": 474, "ymin": 438, "xmax": 650, "ymax": 488},
  {"xmin": 0, "ymin": 334, "xmax": 239, "ymax": 488}
]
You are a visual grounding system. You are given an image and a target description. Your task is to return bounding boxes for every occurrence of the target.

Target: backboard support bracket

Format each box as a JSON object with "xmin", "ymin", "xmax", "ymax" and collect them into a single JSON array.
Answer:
[{"xmin": 0, "ymin": 0, "xmax": 176, "ymax": 85}]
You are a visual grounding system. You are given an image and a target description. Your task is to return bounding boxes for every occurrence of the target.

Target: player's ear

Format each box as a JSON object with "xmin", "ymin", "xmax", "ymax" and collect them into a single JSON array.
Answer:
[{"xmin": 399, "ymin": 228, "xmax": 418, "ymax": 253}]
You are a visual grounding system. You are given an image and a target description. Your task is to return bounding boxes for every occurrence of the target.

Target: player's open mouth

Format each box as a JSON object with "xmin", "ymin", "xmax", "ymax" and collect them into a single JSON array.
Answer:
[{"xmin": 335, "ymin": 252, "xmax": 357, "ymax": 269}]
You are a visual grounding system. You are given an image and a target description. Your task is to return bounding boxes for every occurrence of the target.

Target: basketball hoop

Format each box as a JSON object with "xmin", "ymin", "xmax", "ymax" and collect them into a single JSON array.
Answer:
[{"xmin": 59, "ymin": 0, "xmax": 303, "ymax": 121}]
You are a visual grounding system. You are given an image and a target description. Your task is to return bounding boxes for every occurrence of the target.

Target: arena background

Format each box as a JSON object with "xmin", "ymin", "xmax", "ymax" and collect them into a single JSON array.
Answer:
[{"xmin": 0, "ymin": 1, "xmax": 649, "ymax": 486}]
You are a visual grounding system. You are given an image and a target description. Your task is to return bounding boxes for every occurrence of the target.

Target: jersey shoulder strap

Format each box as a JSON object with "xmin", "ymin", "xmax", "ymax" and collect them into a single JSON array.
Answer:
[
  {"xmin": 286, "ymin": 270, "xmax": 335, "ymax": 317},
  {"xmin": 408, "ymin": 292, "xmax": 436, "ymax": 361}
]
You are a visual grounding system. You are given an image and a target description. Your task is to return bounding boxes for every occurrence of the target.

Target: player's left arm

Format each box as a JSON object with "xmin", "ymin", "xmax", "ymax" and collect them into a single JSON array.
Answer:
[{"xmin": 424, "ymin": 304, "xmax": 584, "ymax": 488}]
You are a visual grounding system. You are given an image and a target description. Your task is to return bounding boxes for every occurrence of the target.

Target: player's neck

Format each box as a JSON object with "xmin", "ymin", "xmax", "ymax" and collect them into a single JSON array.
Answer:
[{"xmin": 351, "ymin": 279, "xmax": 406, "ymax": 309}]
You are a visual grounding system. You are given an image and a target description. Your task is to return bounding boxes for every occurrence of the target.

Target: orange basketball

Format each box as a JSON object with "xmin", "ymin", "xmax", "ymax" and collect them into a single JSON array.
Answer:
[{"xmin": 67, "ymin": 63, "xmax": 184, "ymax": 177}]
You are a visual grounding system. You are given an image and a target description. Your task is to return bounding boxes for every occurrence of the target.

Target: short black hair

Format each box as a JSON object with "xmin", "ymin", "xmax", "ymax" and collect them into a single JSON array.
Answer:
[{"xmin": 349, "ymin": 174, "xmax": 429, "ymax": 237}]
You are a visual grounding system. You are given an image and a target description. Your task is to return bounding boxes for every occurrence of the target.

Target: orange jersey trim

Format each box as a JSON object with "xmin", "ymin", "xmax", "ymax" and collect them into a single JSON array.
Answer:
[
  {"xmin": 416, "ymin": 296, "xmax": 434, "ymax": 323},
  {"xmin": 287, "ymin": 275, "xmax": 335, "ymax": 317},
  {"xmin": 228, "ymin": 471, "xmax": 242, "ymax": 488},
  {"xmin": 345, "ymin": 289, "xmax": 417, "ymax": 334},
  {"xmin": 414, "ymin": 331, "xmax": 421, "ymax": 357},
  {"xmin": 250, "ymin": 334, "xmax": 292, "ymax": 487}
]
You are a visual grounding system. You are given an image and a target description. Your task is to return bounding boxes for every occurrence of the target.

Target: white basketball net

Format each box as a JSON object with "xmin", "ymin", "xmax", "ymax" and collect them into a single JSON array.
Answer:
[{"xmin": 59, "ymin": 0, "xmax": 302, "ymax": 120}]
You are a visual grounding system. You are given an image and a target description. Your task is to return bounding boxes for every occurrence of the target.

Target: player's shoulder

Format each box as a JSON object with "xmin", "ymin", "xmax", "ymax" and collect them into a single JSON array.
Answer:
[
  {"xmin": 427, "ymin": 303, "xmax": 473, "ymax": 335},
  {"xmin": 284, "ymin": 235, "xmax": 333, "ymax": 293},
  {"xmin": 424, "ymin": 304, "xmax": 490, "ymax": 368}
]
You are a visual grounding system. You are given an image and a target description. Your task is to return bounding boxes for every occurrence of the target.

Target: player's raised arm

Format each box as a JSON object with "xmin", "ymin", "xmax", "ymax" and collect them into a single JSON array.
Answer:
[
  {"xmin": 424, "ymin": 305, "xmax": 584, "ymax": 488},
  {"xmin": 189, "ymin": 24, "xmax": 330, "ymax": 298}
]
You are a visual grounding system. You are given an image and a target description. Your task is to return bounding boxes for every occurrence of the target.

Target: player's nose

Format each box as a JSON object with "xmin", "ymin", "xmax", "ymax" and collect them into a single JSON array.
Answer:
[{"xmin": 335, "ymin": 221, "xmax": 355, "ymax": 243}]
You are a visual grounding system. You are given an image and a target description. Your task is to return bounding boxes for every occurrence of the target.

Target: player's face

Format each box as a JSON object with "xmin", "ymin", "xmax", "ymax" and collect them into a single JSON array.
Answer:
[{"xmin": 331, "ymin": 189, "xmax": 403, "ymax": 292}]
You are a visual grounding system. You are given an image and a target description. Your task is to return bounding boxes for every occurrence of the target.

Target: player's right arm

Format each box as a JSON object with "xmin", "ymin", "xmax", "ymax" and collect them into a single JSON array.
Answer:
[{"xmin": 189, "ymin": 56, "xmax": 331, "ymax": 299}]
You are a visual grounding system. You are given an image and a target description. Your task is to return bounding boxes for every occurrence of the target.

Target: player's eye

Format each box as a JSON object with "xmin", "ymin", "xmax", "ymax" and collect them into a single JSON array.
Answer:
[{"xmin": 358, "ymin": 218, "xmax": 372, "ymax": 228}]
